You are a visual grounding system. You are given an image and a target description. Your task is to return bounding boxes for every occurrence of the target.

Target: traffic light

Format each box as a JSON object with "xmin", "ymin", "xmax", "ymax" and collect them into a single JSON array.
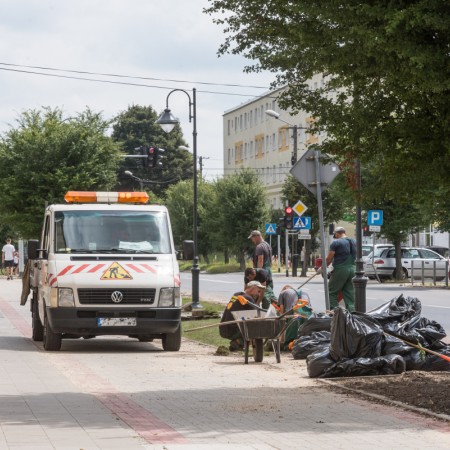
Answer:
[
  {"xmin": 147, "ymin": 147, "xmax": 156, "ymax": 167},
  {"xmin": 363, "ymin": 226, "xmax": 371, "ymax": 237},
  {"xmin": 284, "ymin": 206, "xmax": 294, "ymax": 230},
  {"xmin": 154, "ymin": 147, "xmax": 165, "ymax": 167}
]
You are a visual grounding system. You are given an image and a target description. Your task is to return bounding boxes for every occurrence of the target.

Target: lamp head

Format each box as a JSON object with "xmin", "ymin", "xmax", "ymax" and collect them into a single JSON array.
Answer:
[
  {"xmin": 265, "ymin": 109, "xmax": 280, "ymax": 119},
  {"xmin": 156, "ymin": 108, "xmax": 179, "ymax": 133},
  {"xmin": 124, "ymin": 170, "xmax": 133, "ymax": 177}
]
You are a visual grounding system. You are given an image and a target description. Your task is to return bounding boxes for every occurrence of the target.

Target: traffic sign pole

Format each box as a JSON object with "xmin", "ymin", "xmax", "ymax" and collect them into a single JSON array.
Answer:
[{"xmin": 314, "ymin": 149, "xmax": 330, "ymax": 310}]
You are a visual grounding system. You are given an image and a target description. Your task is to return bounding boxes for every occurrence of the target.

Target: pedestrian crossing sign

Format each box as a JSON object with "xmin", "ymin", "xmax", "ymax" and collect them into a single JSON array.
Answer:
[{"xmin": 265, "ymin": 223, "xmax": 277, "ymax": 235}]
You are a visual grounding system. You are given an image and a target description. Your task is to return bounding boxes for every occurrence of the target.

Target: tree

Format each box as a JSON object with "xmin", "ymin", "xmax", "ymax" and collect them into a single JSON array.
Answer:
[
  {"xmin": 0, "ymin": 108, "xmax": 121, "ymax": 238},
  {"xmin": 111, "ymin": 105, "xmax": 193, "ymax": 197},
  {"xmin": 204, "ymin": 1, "xmax": 450, "ymax": 228},
  {"xmin": 215, "ymin": 170, "xmax": 270, "ymax": 269},
  {"xmin": 165, "ymin": 179, "xmax": 217, "ymax": 263}
]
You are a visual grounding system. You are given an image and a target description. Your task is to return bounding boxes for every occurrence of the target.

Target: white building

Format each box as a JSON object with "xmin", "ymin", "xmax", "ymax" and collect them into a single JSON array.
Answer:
[{"xmin": 223, "ymin": 75, "xmax": 325, "ymax": 210}]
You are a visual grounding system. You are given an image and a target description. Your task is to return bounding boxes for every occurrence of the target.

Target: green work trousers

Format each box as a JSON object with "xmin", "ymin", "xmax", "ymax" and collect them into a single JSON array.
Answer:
[{"xmin": 328, "ymin": 256, "xmax": 355, "ymax": 312}]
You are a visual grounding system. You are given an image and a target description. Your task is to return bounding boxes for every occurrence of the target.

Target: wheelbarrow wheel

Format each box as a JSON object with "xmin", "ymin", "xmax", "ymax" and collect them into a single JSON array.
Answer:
[{"xmin": 253, "ymin": 339, "xmax": 264, "ymax": 362}]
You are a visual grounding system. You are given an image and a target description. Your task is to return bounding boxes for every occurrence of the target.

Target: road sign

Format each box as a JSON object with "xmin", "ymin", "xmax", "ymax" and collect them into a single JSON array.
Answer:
[
  {"xmin": 368, "ymin": 210, "xmax": 383, "ymax": 226},
  {"xmin": 265, "ymin": 223, "xmax": 276, "ymax": 235},
  {"xmin": 298, "ymin": 234, "xmax": 311, "ymax": 240},
  {"xmin": 293, "ymin": 200, "xmax": 308, "ymax": 217},
  {"xmin": 369, "ymin": 225, "xmax": 381, "ymax": 232},
  {"xmin": 293, "ymin": 216, "xmax": 312, "ymax": 230},
  {"xmin": 290, "ymin": 148, "xmax": 340, "ymax": 196}
]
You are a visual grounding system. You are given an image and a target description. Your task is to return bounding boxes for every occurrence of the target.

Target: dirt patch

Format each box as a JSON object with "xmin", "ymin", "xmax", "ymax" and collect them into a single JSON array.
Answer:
[{"xmin": 326, "ymin": 371, "xmax": 450, "ymax": 417}]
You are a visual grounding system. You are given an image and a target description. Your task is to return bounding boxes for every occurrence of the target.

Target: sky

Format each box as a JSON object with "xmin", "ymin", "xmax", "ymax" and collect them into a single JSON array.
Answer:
[{"xmin": 0, "ymin": 0, "xmax": 275, "ymax": 180}]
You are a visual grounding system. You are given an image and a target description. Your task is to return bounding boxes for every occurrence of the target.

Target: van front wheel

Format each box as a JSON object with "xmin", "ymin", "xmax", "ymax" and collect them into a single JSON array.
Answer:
[
  {"xmin": 162, "ymin": 324, "xmax": 181, "ymax": 351},
  {"xmin": 43, "ymin": 313, "xmax": 62, "ymax": 351}
]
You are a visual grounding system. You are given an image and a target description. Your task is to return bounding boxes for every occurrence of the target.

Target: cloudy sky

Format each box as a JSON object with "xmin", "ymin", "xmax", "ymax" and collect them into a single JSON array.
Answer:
[{"xmin": 0, "ymin": 0, "xmax": 274, "ymax": 179}]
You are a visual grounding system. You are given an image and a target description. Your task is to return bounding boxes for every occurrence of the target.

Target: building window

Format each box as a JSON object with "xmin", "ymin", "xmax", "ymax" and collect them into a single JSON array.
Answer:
[
  {"xmin": 240, "ymin": 114, "xmax": 243, "ymax": 131},
  {"xmin": 272, "ymin": 164, "xmax": 276, "ymax": 182},
  {"xmin": 250, "ymin": 141, "xmax": 254, "ymax": 158},
  {"xmin": 249, "ymin": 110, "xmax": 253, "ymax": 127},
  {"xmin": 261, "ymin": 137, "xmax": 265, "ymax": 154},
  {"xmin": 244, "ymin": 113, "xmax": 247, "ymax": 129},
  {"xmin": 227, "ymin": 148, "xmax": 231, "ymax": 164},
  {"xmin": 279, "ymin": 163, "xmax": 283, "ymax": 182},
  {"xmin": 234, "ymin": 117, "xmax": 238, "ymax": 133},
  {"xmin": 227, "ymin": 120, "xmax": 231, "ymax": 136},
  {"xmin": 244, "ymin": 142, "xmax": 248, "ymax": 159},
  {"xmin": 272, "ymin": 133, "xmax": 276, "ymax": 151},
  {"xmin": 266, "ymin": 135, "xmax": 270, "ymax": 153},
  {"xmin": 255, "ymin": 108, "xmax": 258, "ymax": 125}
]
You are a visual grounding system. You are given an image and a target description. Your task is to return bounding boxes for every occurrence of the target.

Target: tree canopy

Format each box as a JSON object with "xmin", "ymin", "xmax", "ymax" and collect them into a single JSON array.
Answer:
[
  {"xmin": 205, "ymin": 0, "xmax": 450, "ymax": 229},
  {"xmin": 0, "ymin": 107, "xmax": 121, "ymax": 238},
  {"xmin": 111, "ymin": 105, "xmax": 193, "ymax": 197}
]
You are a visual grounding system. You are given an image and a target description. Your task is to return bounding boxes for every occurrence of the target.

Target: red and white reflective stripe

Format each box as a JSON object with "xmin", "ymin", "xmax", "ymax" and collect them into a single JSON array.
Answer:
[{"xmin": 53, "ymin": 263, "xmax": 159, "ymax": 278}]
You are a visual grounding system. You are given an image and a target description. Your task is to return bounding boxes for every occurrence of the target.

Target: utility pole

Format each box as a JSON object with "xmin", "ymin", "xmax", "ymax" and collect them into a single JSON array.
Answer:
[{"xmin": 199, "ymin": 156, "xmax": 210, "ymax": 180}]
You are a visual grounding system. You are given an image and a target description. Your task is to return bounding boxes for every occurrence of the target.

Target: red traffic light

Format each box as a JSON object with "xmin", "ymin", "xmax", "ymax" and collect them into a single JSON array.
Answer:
[{"xmin": 285, "ymin": 206, "xmax": 293, "ymax": 216}]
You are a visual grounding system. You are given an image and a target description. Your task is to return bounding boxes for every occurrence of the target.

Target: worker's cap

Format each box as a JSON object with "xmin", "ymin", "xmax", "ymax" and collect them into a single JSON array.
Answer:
[
  {"xmin": 333, "ymin": 226, "xmax": 345, "ymax": 237},
  {"xmin": 248, "ymin": 230, "xmax": 261, "ymax": 239},
  {"xmin": 246, "ymin": 280, "xmax": 266, "ymax": 289}
]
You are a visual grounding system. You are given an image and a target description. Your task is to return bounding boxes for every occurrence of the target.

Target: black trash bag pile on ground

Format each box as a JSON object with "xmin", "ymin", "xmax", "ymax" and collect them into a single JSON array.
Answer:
[{"xmin": 293, "ymin": 294, "xmax": 450, "ymax": 378}]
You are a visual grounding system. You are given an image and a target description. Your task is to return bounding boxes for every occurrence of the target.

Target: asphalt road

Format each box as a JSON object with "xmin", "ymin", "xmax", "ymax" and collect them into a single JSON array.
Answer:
[{"xmin": 180, "ymin": 270, "xmax": 450, "ymax": 339}]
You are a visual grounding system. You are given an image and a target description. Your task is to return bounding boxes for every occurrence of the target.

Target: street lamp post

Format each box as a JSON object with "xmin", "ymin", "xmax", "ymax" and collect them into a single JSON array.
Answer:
[
  {"xmin": 124, "ymin": 170, "xmax": 144, "ymax": 190},
  {"xmin": 352, "ymin": 159, "xmax": 368, "ymax": 312},
  {"xmin": 156, "ymin": 88, "xmax": 202, "ymax": 309}
]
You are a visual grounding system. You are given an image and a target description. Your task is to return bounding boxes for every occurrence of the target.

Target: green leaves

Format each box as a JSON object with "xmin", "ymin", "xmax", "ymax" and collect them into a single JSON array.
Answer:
[{"xmin": 0, "ymin": 107, "xmax": 121, "ymax": 237}]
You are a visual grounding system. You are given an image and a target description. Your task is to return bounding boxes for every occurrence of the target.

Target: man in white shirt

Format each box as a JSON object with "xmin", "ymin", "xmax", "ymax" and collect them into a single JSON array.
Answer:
[{"xmin": 2, "ymin": 238, "xmax": 16, "ymax": 280}]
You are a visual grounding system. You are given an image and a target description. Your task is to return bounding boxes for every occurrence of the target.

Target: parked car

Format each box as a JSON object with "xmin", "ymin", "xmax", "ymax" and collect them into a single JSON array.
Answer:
[
  {"xmin": 362, "ymin": 244, "xmax": 393, "ymax": 258},
  {"xmin": 364, "ymin": 247, "xmax": 449, "ymax": 281},
  {"xmin": 426, "ymin": 246, "xmax": 449, "ymax": 259}
]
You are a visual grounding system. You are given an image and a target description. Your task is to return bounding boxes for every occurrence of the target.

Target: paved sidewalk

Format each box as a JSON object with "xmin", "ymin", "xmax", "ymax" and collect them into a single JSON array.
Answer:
[{"xmin": 0, "ymin": 279, "xmax": 449, "ymax": 449}]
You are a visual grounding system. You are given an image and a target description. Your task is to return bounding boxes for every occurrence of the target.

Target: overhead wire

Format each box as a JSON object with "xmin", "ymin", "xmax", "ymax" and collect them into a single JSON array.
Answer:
[{"xmin": 0, "ymin": 62, "xmax": 269, "ymax": 90}]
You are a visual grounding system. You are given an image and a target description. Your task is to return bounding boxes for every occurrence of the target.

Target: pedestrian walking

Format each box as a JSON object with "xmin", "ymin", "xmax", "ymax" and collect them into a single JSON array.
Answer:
[
  {"xmin": 325, "ymin": 227, "xmax": 356, "ymax": 311},
  {"xmin": 248, "ymin": 230, "xmax": 273, "ymax": 288},
  {"xmin": 2, "ymin": 238, "xmax": 16, "ymax": 280}
]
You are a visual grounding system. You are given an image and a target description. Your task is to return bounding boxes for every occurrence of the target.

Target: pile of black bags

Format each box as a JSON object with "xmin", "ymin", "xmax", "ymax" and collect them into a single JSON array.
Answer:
[{"xmin": 291, "ymin": 294, "xmax": 450, "ymax": 378}]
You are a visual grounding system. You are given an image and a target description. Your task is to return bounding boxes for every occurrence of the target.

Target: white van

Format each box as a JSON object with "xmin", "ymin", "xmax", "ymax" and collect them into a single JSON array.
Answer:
[{"xmin": 23, "ymin": 191, "xmax": 181, "ymax": 351}]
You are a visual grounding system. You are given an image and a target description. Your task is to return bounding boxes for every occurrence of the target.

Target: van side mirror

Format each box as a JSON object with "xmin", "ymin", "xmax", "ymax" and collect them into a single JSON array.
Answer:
[
  {"xmin": 182, "ymin": 240, "xmax": 194, "ymax": 260},
  {"xmin": 27, "ymin": 240, "xmax": 40, "ymax": 260}
]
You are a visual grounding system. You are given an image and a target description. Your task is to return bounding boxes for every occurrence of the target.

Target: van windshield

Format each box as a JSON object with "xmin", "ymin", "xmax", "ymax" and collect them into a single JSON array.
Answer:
[{"xmin": 54, "ymin": 210, "xmax": 172, "ymax": 254}]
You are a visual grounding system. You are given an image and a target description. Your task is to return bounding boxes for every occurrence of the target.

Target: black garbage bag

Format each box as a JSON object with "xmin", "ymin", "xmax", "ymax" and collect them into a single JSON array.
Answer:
[
  {"xmin": 306, "ymin": 347, "xmax": 337, "ymax": 378},
  {"xmin": 366, "ymin": 294, "xmax": 421, "ymax": 325},
  {"xmin": 382, "ymin": 333, "xmax": 414, "ymax": 356},
  {"xmin": 423, "ymin": 345, "xmax": 450, "ymax": 372},
  {"xmin": 399, "ymin": 348, "xmax": 427, "ymax": 371},
  {"xmin": 384, "ymin": 316, "xmax": 446, "ymax": 347},
  {"xmin": 382, "ymin": 334, "xmax": 428, "ymax": 370},
  {"xmin": 297, "ymin": 313, "xmax": 333, "ymax": 338},
  {"xmin": 330, "ymin": 308, "xmax": 384, "ymax": 361},
  {"xmin": 413, "ymin": 317, "xmax": 447, "ymax": 346},
  {"xmin": 320, "ymin": 354, "xmax": 406, "ymax": 378},
  {"xmin": 292, "ymin": 331, "xmax": 331, "ymax": 360}
]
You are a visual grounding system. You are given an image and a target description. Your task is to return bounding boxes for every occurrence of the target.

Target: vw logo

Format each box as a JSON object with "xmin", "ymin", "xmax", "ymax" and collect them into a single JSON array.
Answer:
[{"xmin": 111, "ymin": 291, "xmax": 123, "ymax": 303}]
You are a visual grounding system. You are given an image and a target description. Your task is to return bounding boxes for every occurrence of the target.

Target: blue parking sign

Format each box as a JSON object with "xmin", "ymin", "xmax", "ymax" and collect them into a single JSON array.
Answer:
[{"xmin": 368, "ymin": 210, "xmax": 383, "ymax": 226}]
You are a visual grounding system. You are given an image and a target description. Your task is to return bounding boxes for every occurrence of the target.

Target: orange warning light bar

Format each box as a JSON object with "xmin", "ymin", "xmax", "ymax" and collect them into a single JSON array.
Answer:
[{"xmin": 64, "ymin": 191, "xmax": 149, "ymax": 204}]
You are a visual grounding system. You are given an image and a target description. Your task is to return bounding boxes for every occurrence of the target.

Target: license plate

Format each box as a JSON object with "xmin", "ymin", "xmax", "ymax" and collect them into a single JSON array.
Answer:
[{"xmin": 97, "ymin": 317, "xmax": 136, "ymax": 327}]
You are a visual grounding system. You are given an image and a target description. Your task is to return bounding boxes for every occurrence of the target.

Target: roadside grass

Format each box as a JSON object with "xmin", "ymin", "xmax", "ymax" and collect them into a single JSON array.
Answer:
[{"xmin": 181, "ymin": 298, "xmax": 229, "ymax": 348}]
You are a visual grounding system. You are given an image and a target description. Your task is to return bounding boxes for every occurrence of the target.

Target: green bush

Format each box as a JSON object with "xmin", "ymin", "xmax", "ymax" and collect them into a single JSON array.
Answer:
[{"xmin": 206, "ymin": 263, "xmax": 241, "ymax": 274}]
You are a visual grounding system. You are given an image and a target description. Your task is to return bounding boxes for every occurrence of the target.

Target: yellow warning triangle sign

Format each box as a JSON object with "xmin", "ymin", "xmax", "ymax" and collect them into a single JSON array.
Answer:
[{"xmin": 101, "ymin": 262, "xmax": 133, "ymax": 280}]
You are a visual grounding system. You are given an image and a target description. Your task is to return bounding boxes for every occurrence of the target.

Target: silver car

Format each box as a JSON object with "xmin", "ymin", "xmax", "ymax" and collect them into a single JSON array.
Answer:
[{"xmin": 364, "ymin": 247, "xmax": 449, "ymax": 281}]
